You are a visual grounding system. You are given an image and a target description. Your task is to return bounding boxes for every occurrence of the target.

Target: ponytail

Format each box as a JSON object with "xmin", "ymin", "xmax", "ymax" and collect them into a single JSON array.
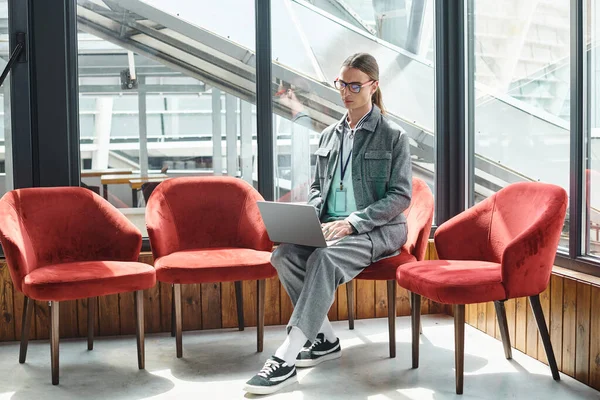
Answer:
[{"xmin": 372, "ymin": 87, "xmax": 385, "ymax": 115}]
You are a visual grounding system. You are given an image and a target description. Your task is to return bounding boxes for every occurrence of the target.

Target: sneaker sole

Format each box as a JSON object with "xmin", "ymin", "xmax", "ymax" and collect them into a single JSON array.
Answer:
[
  {"xmin": 243, "ymin": 375, "xmax": 298, "ymax": 395},
  {"xmin": 295, "ymin": 350, "xmax": 342, "ymax": 368}
]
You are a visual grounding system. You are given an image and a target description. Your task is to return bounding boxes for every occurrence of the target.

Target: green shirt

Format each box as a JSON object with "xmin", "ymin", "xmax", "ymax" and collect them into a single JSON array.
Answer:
[{"xmin": 323, "ymin": 155, "xmax": 357, "ymax": 221}]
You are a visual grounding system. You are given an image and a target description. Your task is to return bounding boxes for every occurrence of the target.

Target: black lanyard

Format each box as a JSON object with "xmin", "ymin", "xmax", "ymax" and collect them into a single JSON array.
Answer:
[{"xmin": 339, "ymin": 132, "xmax": 352, "ymax": 190}]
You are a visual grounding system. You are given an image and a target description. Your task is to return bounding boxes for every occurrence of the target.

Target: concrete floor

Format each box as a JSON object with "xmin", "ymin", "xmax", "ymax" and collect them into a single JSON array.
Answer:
[{"xmin": 0, "ymin": 315, "xmax": 598, "ymax": 400}]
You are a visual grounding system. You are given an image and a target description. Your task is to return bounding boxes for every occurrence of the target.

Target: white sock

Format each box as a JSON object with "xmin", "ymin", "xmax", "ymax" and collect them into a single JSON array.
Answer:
[
  {"xmin": 274, "ymin": 327, "xmax": 308, "ymax": 366},
  {"xmin": 318, "ymin": 317, "xmax": 337, "ymax": 343}
]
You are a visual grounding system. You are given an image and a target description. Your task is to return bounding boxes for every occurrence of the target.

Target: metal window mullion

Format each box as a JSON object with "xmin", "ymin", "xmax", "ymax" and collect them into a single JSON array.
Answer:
[
  {"xmin": 255, "ymin": 0, "xmax": 274, "ymax": 201},
  {"xmin": 570, "ymin": 0, "xmax": 585, "ymax": 258},
  {"xmin": 435, "ymin": 0, "xmax": 466, "ymax": 225}
]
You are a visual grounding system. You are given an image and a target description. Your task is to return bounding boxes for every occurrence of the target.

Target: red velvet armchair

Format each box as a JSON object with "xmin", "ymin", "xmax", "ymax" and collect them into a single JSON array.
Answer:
[
  {"xmin": 397, "ymin": 182, "xmax": 568, "ymax": 394},
  {"xmin": 345, "ymin": 178, "xmax": 434, "ymax": 358},
  {"xmin": 145, "ymin": 176, "xmax": 275, "ymax": 358},
  {"xmin": 0, "ymin": 187, "xmax": 156, "ymax": 385}
]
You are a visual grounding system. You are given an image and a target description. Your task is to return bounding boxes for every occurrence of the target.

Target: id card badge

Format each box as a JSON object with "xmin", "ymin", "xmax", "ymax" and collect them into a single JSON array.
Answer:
[{"xmin": 334, "ymin": 188, "xmax": 347, "ymax": 213}]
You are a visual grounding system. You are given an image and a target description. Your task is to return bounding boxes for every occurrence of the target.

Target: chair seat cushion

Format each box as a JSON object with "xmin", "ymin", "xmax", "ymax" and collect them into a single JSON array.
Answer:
[
  {"xmin": 396, "ymin": 260, "xmax": 506, "ymax": 304},
  {"xmin": 155, "ymin": 248, "xmax": 276, "ymax": 284},
  {"xmin": 356, "ymin": 251, "xmax": 417, "ymax": 280},
  {"xmin": 23, "ymin": 261, "xmax": 156, "ymax": 301}
]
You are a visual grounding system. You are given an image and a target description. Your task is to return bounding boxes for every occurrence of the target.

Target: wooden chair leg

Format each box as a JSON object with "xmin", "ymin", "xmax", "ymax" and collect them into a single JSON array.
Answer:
[
  {"xmin": 50, "ymin": 301, "xmax": 60, "ymax": 385},
  {"xmin": 134, "ymin": 290, "xmax": 145, "ymax": 369},
  {"xmin": 171, "ymin": 284, "xmax": 176, "ymax": 337},
  {"xmin": 454, "ymin": 304, "xmax": 465, "ymax": 395},
  {"xmin": 387, "ymin": 280, "xmax": 396, "ymax": 358},
  {"xmin": 529, "ymin": 294, "xmax": 560, "ymax": 380},
  {"xmin": 87, "ymin": 297, "xmax": 96, "ymax": 351},
  {"xmin": 494, "ymin": 300, "xmax": 512, "ymax": 359},
  {"xmin": 19, "ymin": 296, "xmax": 34, "ymax": 364},
  {"xmin": 408, "ymin": 290, "xmax": 423, "ymax": 334},
  {"xmin": 411, "ymin": 292, "xmax": 421, "ymax": 368},
  {"xmin": 174, "ymin": 284, "xmax": 183, "ymax": 358},
  {"xmin": 346, "ymin": 280, "xmax": 355, "ymax": 330},
  {"xmin": 257, "ymin": 279, "xmax": 266, "ymax": 352},
  {"xmin": 235, "ymin": 281, "xmax": 245, "ymax": 331}
]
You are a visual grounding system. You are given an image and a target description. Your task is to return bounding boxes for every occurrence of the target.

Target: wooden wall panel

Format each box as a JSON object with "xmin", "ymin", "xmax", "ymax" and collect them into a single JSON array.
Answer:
[
  {"xmin": 525, "ymin": 298, "xmax": 538, "ymax": 359},
  {"xmin": 264, "ymin": 277, "xmax": 281, "ymax": 326},
  {"xmin": 486, "ymin": 301, "xmax": 495, "ymax": 338},
  {"xmin": 34, "ymin": 302, "xmax": 50, "ymax": 339},
  {"xmin": 337, "ymin": 282, "xmax": 350, "ymax": 321},
  {"xmin": 201, "ymin": 283, "xmax": 222, "ymax": 330},
  {"xmin": 119, "ymin": 292, "xmax": 136, "ymax": 335},
  {"xmin": 575, "ymin": 282, "xmax": 591, "ymax": 383},
  {"xmin": 538, "ymin": 284, "xmax": 551, "ymax": 364},
  {"xmin": 98, "ymin": 295, "xmax": 120, "ymax": 336},
  {"xmin": 396, "ymin": 287, "xmax": 411, "ymax": 317},
  {"xmin": 375, "ymin": 280, "xmax": 388, "ymax": 318},
  {"xmin": 220, "ymin": 282, "xmax": 237, "ymax": 329},
  {"xmin": 58, "ymin": 300, "xmax": 78, "ymax": 339},
  {"xmin": 515, "ymin": 297, "xmax": 527, "ymax": 353},
  {"xmin": 181, "ymin": 284, "xmax": 202, "ymax": 332},
  {"xmin": 589, "ymin": 285, "xmax": 600, "ymax": 390},
  {"xmin": 550, "ymin": 275, "xmax": 564, "ymax": 370},
  {"xmin": 14, "ymin": 290, "xmax": 34, "ymax": 341},
  {"xmin": 356, "ymin": 281, "xmax": 374, "ymax": 320},
  {"xmin": 160, "ymin": 282, "xmax": 173, "ymax": 332},
  {"xmin": 0, "ymin": 264, "xmax": 14, "ymax": 341},
  {"xmin": 562, "ymin": 278, "xmax": 577, "ymax": 377},
  {"xmin": 242, "ymin": 280, "xmax": 257, "ymax": 328}
]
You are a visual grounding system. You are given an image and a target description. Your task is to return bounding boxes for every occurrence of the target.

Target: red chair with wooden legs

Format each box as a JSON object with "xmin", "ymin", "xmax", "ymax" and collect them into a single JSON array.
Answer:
[
  {"xmin": 145, "ymin": 176, "xmax": 275, "ymax": 358},
  {"xmin": 345, "ymin": 177, "xmax": 434, "ymax": 357},
  {"xmin": 0, "ymin": 187, "xmax": 156, "ymax": 385},
  {"xmin": 397, "ymin": 182, "xmax": 567, "ymax": 394}
]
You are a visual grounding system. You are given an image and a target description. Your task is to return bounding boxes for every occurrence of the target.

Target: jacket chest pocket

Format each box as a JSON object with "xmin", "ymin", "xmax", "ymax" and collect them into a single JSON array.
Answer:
[
  {"xmin": 365, "ymin": 151, "xmax": 392, "ymax": 181},
  {"xmin": 314, "ymin": 147, "xmax": 332, "ymax": 179}
]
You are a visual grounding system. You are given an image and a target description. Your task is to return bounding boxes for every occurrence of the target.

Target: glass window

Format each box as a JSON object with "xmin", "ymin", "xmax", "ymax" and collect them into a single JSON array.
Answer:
[
  {"xmin": 467, "ymin": 0, "xmax": 570, "ymax": 249},
  {"xmin": 271, "ymin": 0, "xmax": 435, "ymax": 204},
  {"xmin": 76, "ymin": 0, "xmax": 256, "ymax": 235},
  {"xmin": 586, "ymin": 0, "xmax": 600, "ymax": 256}
]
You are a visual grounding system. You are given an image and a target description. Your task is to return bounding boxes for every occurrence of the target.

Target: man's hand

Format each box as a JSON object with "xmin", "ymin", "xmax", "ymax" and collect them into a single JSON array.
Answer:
[{"xmin": 321, "ymin": 220, "xmax": 354, "ymax": 241}]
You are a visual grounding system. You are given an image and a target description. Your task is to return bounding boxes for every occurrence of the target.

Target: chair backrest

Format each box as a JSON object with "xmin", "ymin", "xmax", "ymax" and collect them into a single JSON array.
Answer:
[
  {"xmin": 436, "ymin": 182, "xmax": 567, "ymax": 298},
  {"xmin": 145, "ymin": 176, "xmax": 273, "ymax": 259},
  {"xmin": 0, "ymin": 187, "xmax": 142, "ymax": 293},
  {"xmin": 401, "ymin": 178, "xmax": 434, "ymax": 260}
]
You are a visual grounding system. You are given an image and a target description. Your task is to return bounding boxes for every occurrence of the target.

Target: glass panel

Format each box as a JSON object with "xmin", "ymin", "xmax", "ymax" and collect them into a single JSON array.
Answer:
[
  {"xmin": 271, "ymin": 0, "xmax": 436, "ymax": 207},
  {"xmin": 0, "ymin": 0, "xmax": 11, "ymax": 196},
  {"xmin": 76, "ymin": 0, "xmax": 256, "ymax": 236},
  {"xmin": 587, "ymin": 0, "xmax": 600, "ymax": 256},
  {"xmin": 467, "ymin": 0, "xmax": 570, "ymax": 249}
]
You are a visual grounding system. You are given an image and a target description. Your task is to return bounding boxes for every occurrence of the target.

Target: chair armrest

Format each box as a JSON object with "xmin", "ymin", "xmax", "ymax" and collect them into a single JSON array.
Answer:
[
  {"xmin": 434, "ymin": 197, "xmax": 495, "ymax": 261},
  {"xmin": 237, "ymin": 189, "xmax": 273, "ymax": 252},
  {"xmin": 146, "ymin": 190, "xmax": 180, "ymax": 259},
  {"xmin": 501, "ymin": 198, "xmax": 567, "ymax": 298},
  {"xmin": 0, "ymin": 200, "xmax": 38, "ymax": 292}
]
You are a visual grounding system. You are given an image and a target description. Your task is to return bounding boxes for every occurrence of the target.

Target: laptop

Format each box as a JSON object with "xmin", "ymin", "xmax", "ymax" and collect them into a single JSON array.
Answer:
[{"xmin": 257, "ymin": 201, "xmax": 342, "ymax": 247}]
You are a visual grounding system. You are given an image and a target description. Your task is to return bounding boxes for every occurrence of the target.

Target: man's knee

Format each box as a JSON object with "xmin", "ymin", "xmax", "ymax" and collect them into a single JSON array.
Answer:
[
  {"xmin": 270, "ymin": 244, "xmax": 296, "ymax": 270},
  {"xmin": 306, "ymin": 248, "xmax": 336, "ymax": 275}
]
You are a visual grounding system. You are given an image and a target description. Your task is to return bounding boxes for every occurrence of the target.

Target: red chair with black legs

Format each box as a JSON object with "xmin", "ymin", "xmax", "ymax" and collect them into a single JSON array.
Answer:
[
  {"xmin": 396, "ymin": 182, "xmax": 567, "ymax": 394},
  {"xmin": 0, "ymin": 187, "xmax": 156, "ymax": 385},
  {"xmin": 345, "ymin": 177, "xmax": 434, "ymax": 358},
  {"xmin": 145, "ymin": 176, "xmax": 275, "ymax": 358}
]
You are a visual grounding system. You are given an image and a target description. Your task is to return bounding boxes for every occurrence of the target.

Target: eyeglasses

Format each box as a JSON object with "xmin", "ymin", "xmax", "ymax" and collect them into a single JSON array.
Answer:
[{"xmin": 333, "ymin": 78, "xmax": 375, "ymax": 93}]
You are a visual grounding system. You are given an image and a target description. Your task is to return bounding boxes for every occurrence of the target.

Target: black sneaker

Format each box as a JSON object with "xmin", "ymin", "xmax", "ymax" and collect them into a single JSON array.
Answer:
[
  {"xmin": 296, "ymin": 333, "xmax": 341, "ymax": 367},
  {"xmin": 244, "ymin": 356, "xmax": 298, "ymax": 395}
]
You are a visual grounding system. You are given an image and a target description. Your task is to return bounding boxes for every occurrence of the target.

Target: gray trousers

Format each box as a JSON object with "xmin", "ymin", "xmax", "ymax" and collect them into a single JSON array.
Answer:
[{"xmin": 271, "ymin": 234, "xmax": 373, "ymax": 342}]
